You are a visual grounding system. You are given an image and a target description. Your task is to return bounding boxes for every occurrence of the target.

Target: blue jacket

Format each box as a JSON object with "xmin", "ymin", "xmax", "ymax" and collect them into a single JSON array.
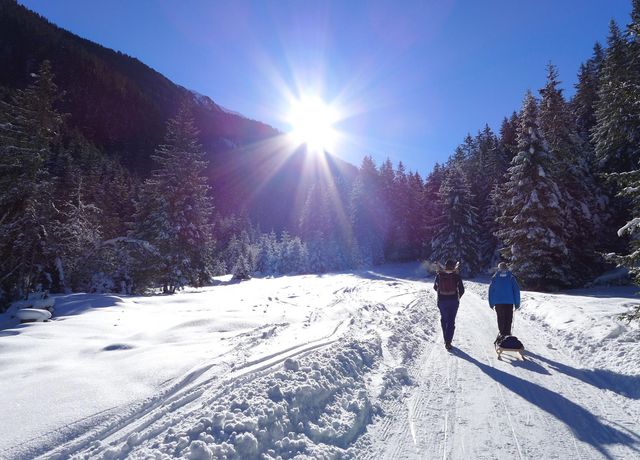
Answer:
[{"xmin": 488, "ymin": 270, "xmax": 520, "ymax": 308}]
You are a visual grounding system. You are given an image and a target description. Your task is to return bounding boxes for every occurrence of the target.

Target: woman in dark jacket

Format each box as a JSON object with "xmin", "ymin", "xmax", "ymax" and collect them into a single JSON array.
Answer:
[{"xmin": 433, "ymin": 260, "xmax": 464, "ymax": 350}]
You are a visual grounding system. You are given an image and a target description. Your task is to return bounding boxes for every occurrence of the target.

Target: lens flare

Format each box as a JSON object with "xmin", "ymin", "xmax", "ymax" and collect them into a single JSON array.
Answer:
[{"xmin": 287, "ymin": 96, "xmax": 339, "ymax": 153}]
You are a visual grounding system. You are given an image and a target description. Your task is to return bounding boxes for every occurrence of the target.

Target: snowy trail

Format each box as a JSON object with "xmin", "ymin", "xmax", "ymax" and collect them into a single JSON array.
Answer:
[
  {"xmin": 2, "ymin": 266, "xmax": 639, "ymax": 459},
  {"xmin": 362, "ymin": 282, "xmax": 640, "ymax": 460}
]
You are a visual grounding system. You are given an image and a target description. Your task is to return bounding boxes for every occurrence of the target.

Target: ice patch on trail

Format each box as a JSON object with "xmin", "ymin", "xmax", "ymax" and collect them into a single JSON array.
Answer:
[{"xmin": 80, "ymin": 340, "xmax": 381, "ymax": 459}]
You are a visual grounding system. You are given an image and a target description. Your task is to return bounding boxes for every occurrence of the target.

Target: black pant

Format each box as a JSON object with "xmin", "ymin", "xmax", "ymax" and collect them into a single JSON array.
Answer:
[{"xmin": 495, "ymin": 304, "xmax": 514, "ymax": 336}]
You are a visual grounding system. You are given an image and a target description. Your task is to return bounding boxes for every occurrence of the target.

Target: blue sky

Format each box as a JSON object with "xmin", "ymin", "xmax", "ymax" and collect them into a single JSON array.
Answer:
[{"xmin": 20, "ymin": 0, "xmax": 632, "ymax": 175}]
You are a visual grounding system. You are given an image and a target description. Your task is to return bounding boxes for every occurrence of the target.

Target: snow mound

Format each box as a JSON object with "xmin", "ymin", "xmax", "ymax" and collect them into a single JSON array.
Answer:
[
  {"xmin": 522, "ymin": 288, "xmax": 640, "ymax": 377},
  {"xmin": 80, "ymin": 340, "xmax": 381, "ymax": 459}
]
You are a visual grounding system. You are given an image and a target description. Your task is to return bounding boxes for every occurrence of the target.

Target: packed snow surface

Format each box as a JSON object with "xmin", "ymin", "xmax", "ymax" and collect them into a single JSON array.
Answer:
[{"xmin": 0, "ymin": 263, "xmax": 638, "ymax": 459}]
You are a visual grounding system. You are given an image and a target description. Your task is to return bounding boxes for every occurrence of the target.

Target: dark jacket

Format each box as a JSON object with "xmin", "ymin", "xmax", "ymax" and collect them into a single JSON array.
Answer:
[{"xmin": 434, "ymin": 271, "xmax": 464, "ymax": 302}]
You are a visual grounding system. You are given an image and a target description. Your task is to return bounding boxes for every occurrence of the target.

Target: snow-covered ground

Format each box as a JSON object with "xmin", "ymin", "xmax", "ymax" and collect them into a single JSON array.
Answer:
[{"xmin": 1, "ymin": 263, "xmax": 638, "ymax": 459}]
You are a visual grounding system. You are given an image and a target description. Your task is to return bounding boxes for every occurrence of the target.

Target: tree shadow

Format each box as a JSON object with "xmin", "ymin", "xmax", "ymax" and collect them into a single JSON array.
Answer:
[
  {"xmin": 558, "ymin": 285, "xmax": 639, "ymax": 300},
  {"xmin": 352, "ymin": 262, "xmax": 430, "ymax": 282},
  {"xmin": 0, "ymin": 330, "xmax": 20, "ymax": 337},
  {"xmin": 527, "ymin": 352, "xmax": 640, "ymax": 400},
  {"xmin": 52, "ymin": 293, "xmax": 125, "ymax": 316},
  {"xmin": 454, "ymin": 349, "xmax": 640, "ymax": 459}
]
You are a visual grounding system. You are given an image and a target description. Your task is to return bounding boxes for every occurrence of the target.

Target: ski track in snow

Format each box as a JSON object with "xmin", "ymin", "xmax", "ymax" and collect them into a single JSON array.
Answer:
[{"xmin": 1, "ymin": 265, "xmax": 639, "ymax": 459}]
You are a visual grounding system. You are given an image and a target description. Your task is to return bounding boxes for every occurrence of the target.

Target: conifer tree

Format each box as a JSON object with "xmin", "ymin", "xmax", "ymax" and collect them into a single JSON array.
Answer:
[
  {"xmin": 498, "ymin": 112, "xmax": 520, "ymax": 163},
  {"xmin": 379, "ymin": 158, "xmax": 397, "ymax": 258},
  {"xmin": 405, "ymin": 170, "xmax": 425, "ymax": 260},
  {"xmin": 0, "ymin": 61, "xmax": 63, "ymax": 300},
  {"xmin": 484, "ymin": 183, "xmax": 504, "ymax": 269},
  {"xmin": 133, "ymin": 103, "xmax": 215, "ymax": 293},
  {"xmin": 430, "ymin": 164, "xmax": 481, "ymax": 276},
  {"xmin": 496, "ymin": 92, "xmax": 570, "ymax": 289},
  {"xmin": 422, "ymin": 163, "xmax": 446, "ymax": 258},
  {"xmin": 573, "ymin": 43, "xmax": 604, "ymax": 141},
  {"xmin": 387, "ymin": 161, "xmax": 411, "ymax": 260},
  {"xmin": 600, "ymin": 1, "xmax": 640, "ymax": 310},
  {"xmin": 299, "ymin": 183, "xmax": 346, "ymax": 272},
  {"xmin": 592, "ymin": 21, "xmax": 639, "ymax": 174},
  {"xmin": 468, "ymin": 126, "xmax": 506, "ymax": 269},
  {"xmin": 539, "ymin": 64, "xmax": 602, "ymax": 281},
  {"xmin": 350, "ymin": 156, "xmax": 385, "ymax": 266}
]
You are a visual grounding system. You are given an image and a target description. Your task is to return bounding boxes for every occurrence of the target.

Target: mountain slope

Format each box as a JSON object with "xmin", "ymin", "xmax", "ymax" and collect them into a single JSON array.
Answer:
[
  {"xmin": 0, "ymin": 0, "xmax": 275, "ymax": 168},
  {"xmin": 0, "ymin": 0, "xmax": 357, "ymax": 230}
]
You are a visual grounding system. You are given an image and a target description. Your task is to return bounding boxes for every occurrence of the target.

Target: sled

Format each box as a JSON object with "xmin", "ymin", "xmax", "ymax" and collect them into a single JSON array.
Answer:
[{"xmin": 495, "ymin": 345, "xmax": 525, "ymax": 361}]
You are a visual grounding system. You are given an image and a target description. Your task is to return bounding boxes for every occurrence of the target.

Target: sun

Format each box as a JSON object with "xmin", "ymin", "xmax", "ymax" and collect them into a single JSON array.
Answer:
[{"xmin": 287, "ymin": 96, "xmax": 339, "ymax": 153}]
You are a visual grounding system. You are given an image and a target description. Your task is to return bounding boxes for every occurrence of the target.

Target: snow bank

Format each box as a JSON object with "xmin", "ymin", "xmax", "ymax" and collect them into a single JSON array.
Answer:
[
  {"xmin": 82, "ymin": 340, "xmax": 382, "ymax": 459},
  {"xmin": 522, "ymin": 286, "xmax": 640, "ymax": 377}
]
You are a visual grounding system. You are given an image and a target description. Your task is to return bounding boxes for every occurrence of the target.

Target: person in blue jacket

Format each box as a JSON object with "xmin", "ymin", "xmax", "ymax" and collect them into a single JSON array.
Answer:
[{"xmin": 488, "ymin": 262, "xmax": 521, "ymax": 343}]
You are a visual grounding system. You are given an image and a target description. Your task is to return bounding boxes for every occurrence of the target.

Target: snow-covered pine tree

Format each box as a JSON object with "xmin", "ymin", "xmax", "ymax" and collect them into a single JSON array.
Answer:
[
  {"xmin": 0, "ymin": 61, "xmax": 63, "ymax": 302},
  {"xmin": 232, "ymin": 253, "xmax": 253, "ymax": 281},
  {"xmin": 255, "ymin": 231, "xmax": 279, "ymax": 275},
  {"xmin": 469, "ymin": 125, "xmax": 506, "ymax": 270},
  {"xmin": 592, "ymin": 20, "xmax": 640, "ymax": 174},
  {"xmin": 380, "ymin": 158, "xmax": 406, "ymax": 260},
  {"xmin": 608, "ymin": 168, "xmax": 640, "ymax": 323},
  {"xmin": 299, "ymin": 183, "xmax": 331, "ymax": 272},
  {"xmin": 484, "ymin": 183, "xmax": 504, "ymax": 270},
  {"xmin": 50, "ymin": 179, "xmax": 103, "ymax": 292},
  {"xmin": 498, "ymin": 112, "xmax": 520, "ymax": 162},
  {"xmin": 600, "ymin": 2, "xmax": 640, "ymax": 319},
  {"xmin": 379, "ymin": 158, "xmax": 396, "ymax": 258},
  {"xmin": 422, "ymin": 163, "xmax": 446, "ymax": 258},
  {"xmin": 458, "ymin": 134, "xmax": 476, "ymax": 164},
  {"xmin": 406, "ymin": 170, "xmax": 426, "ymax": 260},
  {"xmin": 349, "ymin": 156, "xmax": 386, "ymax": 267},
  {"xmin": 281, "ymin": 232, "xmax": 309, "ymax": 274},
  {"xmin": 572, "ymin": 43, "xmax": 604, "ymax": 142},
  {"xmin": 133, "ymin": 102, "xmax": 215, "ymax": 293},
  {"xmin": 627, "ymin": 0, "xmax": 640, "ymax": 92},
  {"xmin": 496, "ymin": 91, "xmax": 571, "ymax": 290},
  {"xmin": 539, "ymin": 63, "xmax": 603, "ymax": 282},
  {"xmin": 430, "ymin": 163, "xmax": 481, "ymax": 277},
  {"xmin": 227, "ymin": 230, "xmax": 255, "ymax": 280}
]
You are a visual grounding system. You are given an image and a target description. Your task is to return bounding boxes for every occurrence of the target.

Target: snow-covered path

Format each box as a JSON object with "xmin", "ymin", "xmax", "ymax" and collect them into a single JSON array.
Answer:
[
  {"xmin": 1, "ymin": 264, "xmax": 639, "ymax": 459},
  {"xmin": 362, "ymin": 282, "xmax": 640, "ymax": 460}
]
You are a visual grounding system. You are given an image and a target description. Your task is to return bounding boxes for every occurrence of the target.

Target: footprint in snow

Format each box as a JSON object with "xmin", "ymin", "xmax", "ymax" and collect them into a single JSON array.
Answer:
[{"xmin": 102, "ymin": 343, "xmax": 135, "ymax": 351}]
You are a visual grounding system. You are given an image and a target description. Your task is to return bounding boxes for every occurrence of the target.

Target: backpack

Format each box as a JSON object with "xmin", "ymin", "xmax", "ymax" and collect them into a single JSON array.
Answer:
[
  {"xmin": 497, "ymin": 335, "xmax": 523, "ymax": 350},
  {"xmin": 438, "ymin": 272, "xmax": 458, "ymax": 296}
]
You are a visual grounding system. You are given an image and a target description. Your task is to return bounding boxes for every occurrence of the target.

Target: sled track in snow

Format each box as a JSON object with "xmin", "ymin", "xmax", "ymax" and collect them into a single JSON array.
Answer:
[{"xmin": 355, "ymin": 281, "xmax": 640, "ymax": 460}]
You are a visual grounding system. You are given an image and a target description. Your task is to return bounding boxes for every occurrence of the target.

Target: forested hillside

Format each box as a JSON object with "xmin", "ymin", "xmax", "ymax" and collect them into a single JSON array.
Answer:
[{"xmin": 1, "ymin": 0, "xmax": 640, "ymax": 318}]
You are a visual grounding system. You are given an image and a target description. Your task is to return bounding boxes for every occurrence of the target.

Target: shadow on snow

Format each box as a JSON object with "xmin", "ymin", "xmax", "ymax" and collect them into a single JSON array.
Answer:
[
  {"xmin": 454, "ymin": 348, "xmax": 640, "ymax": 459},
  {"xmin": 527, "ymin": 352, "xmax": 640, "ymax": 400}
]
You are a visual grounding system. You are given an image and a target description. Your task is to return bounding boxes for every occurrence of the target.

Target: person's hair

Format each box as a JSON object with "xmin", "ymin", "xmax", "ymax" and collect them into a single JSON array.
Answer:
[
  {"xmin": 445, "ymin": 260, "xmax": 456, "ymax": 270},
  {"xmin": 498, "ymin": 262, "xmax": 508, "ymax": 270}
]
